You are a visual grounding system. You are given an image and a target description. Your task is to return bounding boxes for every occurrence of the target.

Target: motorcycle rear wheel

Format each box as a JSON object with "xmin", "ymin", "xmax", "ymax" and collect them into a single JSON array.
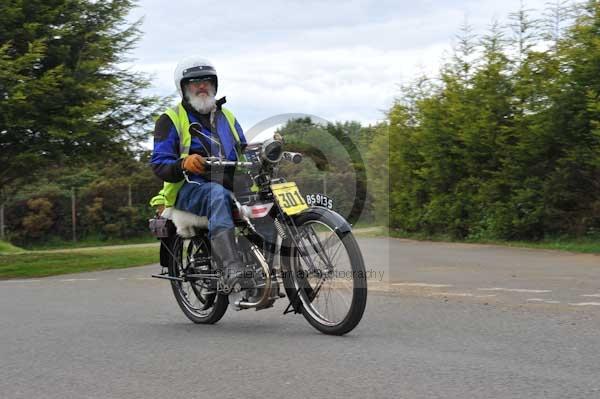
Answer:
[
  {"xmin": 169, "ymin": 235, "xmax": 228, "ymax": 324},
  {"xmin": 281, "ymin": 210, "xmax": 367, "ymax": 335}
]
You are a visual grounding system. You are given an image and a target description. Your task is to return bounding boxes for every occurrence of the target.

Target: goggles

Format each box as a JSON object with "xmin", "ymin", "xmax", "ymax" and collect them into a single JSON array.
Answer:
[{"xmin": 185, "ymin": 76, "xmax": 215, "ymax": 85}]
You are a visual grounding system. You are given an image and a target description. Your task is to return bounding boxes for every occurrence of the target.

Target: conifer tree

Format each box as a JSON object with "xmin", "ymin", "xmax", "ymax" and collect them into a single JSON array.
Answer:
[
  {"xmin": 543, "ymin": 0, "xmax": 600, "ymax": 234},
  {"xmin": 0, "ymin": 0, "xmax": 164, "ymax": 200},
  {"xmin": 376, "ymin": 0, "xmax": 598, "ymax": 239}
]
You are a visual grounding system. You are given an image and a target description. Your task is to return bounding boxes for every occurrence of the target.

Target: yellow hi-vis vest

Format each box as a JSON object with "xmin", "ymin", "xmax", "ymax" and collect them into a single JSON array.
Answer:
[{"xmin": 149, "ymin": 103, "xmax": 243, "ymax": 208}]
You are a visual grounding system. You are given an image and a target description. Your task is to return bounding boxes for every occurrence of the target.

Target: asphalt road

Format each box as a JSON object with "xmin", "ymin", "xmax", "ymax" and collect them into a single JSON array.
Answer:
[
  {"xmin": 1, "ymin": 237, "xmax": 599, "ymax": 399},
  {"xmin": 362, "ymin": 237, "xmax": 600, "ymax": 307}
]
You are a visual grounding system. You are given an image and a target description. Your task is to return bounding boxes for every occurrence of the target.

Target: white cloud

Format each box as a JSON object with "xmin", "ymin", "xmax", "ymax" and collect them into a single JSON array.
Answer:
[
  {"xmin": 216, "ymin": 44, "xmax": 450, "ymax": 126},
  {"xmin": 127, "ymin": 0, "xmax": 553, "ymax": 128}
]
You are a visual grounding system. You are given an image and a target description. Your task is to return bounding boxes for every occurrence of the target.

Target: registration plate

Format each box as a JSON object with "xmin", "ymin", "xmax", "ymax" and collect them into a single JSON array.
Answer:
[{"xmin": 271, "ymin": 182, "xmax": 308, "ymax": 215}]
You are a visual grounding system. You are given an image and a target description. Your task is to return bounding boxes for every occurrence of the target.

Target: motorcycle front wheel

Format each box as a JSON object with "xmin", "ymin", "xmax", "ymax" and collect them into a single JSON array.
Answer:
[
  {"xmin": 169, "ymin": 235, "xmax": 228, "ymax": 324},
  {"xmin": 281, "ymin": 209, "xmax": 367, "ymax": 335}
]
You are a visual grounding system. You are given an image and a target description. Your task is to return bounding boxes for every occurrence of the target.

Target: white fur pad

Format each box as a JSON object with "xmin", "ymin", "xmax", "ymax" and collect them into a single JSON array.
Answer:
[{"xmin": 161, "ymin": 207, "xmax": 209, "ymax": 238}]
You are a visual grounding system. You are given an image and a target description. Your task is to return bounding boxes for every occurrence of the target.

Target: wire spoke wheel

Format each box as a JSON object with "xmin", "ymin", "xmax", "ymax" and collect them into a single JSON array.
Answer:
[
  {"xmin": 282, "ymin": 210, "xmax": 367, "ymax": 335},
  {"xmin": 169, "ymin": 235, "xmax": 228, "ymax": 324}
]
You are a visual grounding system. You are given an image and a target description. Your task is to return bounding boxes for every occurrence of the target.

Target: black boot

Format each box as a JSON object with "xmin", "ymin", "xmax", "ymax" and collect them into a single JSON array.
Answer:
[{"xmin": 210, "ymin": 229, "xmax": 256, "ymax": 292}]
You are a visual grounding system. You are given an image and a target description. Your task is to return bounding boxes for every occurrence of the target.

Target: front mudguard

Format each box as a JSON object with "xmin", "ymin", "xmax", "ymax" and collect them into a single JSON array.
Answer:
[{"xmin": 292, "ymin": 206, "xmax": 352, "ymax": 236}]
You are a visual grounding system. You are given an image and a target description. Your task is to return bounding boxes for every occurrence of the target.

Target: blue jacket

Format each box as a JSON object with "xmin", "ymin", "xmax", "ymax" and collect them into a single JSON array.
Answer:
[{"xmin": 150, "ymin": 99, "xmax": 247, "ymax": 187}]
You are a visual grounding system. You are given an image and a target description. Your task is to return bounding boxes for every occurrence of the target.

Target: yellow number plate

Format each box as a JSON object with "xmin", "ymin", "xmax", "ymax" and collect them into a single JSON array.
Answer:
[{"xmin": 271, "ymin": 182, "xmax": 308, "ymax": 215}]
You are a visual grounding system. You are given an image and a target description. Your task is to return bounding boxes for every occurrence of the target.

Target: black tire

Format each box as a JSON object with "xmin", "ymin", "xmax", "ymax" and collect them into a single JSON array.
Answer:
[
  {"xmin": 281, "ymin": 209, "xmax": 367, "ymax": 335},
  {"xmin": 169, "ymin": 235, "xmax": 228, "ymax": 324}
]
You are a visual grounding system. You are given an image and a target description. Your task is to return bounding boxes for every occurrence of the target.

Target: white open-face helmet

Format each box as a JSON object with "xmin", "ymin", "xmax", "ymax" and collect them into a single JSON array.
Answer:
[{"xmin": 173, "ymin": 56, "xmax": 218, "ymax": 98}]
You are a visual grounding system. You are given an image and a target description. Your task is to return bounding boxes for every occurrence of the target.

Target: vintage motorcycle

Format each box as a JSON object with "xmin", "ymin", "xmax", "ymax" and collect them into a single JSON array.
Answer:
[{"xmin": 150, "ymin": 125, "xmax": 367, "ymax": 335}]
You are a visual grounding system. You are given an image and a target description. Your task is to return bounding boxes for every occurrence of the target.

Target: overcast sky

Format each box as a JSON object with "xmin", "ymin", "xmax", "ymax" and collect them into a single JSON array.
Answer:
[{"xmin": 126, "ymin": 0, "xmax": 550, "ymax": 130}]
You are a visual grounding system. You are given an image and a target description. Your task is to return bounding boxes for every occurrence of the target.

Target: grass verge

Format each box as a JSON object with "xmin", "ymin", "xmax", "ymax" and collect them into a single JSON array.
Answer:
[
  {"xmin": 0, "ymin": 245, "xmax": 159, "ymax": 279},
  {"xmin": 0, "ymin": 241, "xmax": 24, "ymax": 254},
  {"xmin": 352, "ymin": 226, "xmax": 389, "ymax": 237},
  {"xmin": 388, "ymin": 230, "xmax": 600, "ymax": 254},
  {"xmin": 21, "ymin": 235, "xmax": 157, "ymax": 251},
  {"xmin": 473, "ymin": 238, "xmax": 600, "ymax": 254}
]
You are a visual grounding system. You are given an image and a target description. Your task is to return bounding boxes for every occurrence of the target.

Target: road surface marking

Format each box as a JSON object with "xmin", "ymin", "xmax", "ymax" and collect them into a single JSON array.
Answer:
[
  {"xmin": 568, "ymin": 302, "xmax": 600, "ymax": 307},
  {"xmin": 527, "ymin": 298, "xmax": 561, "ymax": 304},
  {"xmin": 0, "ymin": 280, "xmax": 41, "ymax": 283},
  {"xmin": 116, "ymin": 277, "xmax": 153, "ymax": 281},
  {"xmin": 430, "ymin": 292, "xmax": 496, "ymax": 298},
  {"xmin": 59, "ymin": 278, "xmax": 98, "ymax": 282},
  {"xmin": 582, "ymin": 294, "xmax": 600, "ymax": 298},
  {"xmin": 478, "ymin": 287, "xmax": 551, "ymax": 293},
  {"xmin": 432, "ymin": 292, "xmax": 474, "ymax": 297},
  {"xmin": 392, "ymin": 283, "xmax": 452, "ymax": 288}
]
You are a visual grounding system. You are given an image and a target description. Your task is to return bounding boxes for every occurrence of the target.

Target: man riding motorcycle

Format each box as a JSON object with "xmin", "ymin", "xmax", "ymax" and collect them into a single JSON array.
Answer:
[{"xmin": 150, "ymin": 56, "xmax": 255, "ymax": 291}]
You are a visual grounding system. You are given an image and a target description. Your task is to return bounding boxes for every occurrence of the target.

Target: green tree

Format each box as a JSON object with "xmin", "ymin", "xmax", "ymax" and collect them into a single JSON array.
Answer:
[
  {"xmin": 543, "ymin": 0, "xmax": 600, "ymax": 234},
  {"xmin": 0, "ymin": 0, "xmax": 165, "ymax": 200},
  {"xmin": 377, "ymin": 0, "xmax": 599, "ymax": 240},
  {"xmin": 21, "ymin": 197, "xmax": 54, "ymax": 239},
  {"xmin": 277, "ymin": 118, "xmax": 376, "ymax": 222},
  {"xmin": 543, "ymin": 0, "xmax": 574, "ymax": 52}
]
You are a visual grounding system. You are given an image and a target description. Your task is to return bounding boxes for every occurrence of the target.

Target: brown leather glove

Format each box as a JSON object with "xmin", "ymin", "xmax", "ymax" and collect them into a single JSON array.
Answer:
[{"xmin": 182, "ymin": 154, "xmax": 206, "ymax": 174}]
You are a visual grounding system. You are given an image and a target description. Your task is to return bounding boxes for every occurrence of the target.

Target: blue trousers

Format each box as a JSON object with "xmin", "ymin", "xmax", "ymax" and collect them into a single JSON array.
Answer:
[
  {"xmin": 175, "ymin": 181, "xmax": 234, "ymax": 238},
  {"xmin": 175, "ymin": 180, "xmax": 277, "ymax": 245}
]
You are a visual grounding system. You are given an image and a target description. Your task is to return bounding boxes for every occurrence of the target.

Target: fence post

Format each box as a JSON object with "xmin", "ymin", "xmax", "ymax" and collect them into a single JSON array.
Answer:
[
  {"xmin": 128, "ymin": 183, "xmax": 132, "ymax": 207},
  {"xmin": 71, "ymin": 187, "xmax": 77, "ymax": 242},
  {"xmin": 0, "ymin": 201, "xmax": 5, "ymax": 240}
]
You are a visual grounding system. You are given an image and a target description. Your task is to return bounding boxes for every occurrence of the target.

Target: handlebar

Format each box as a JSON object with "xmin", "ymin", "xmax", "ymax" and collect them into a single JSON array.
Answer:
[
  {"xmin": 203, "ymin": 152, "xmax": 302, "ymax": 167},
  {"xmin": 204, "ymin": 157, "xmax": 254, "ymax": 167}
]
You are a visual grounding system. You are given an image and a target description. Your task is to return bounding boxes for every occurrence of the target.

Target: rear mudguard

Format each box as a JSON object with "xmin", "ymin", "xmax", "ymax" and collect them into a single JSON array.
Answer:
[{"xmin": 159, "ymin": 235, "xmax": 176, "ymax": 268}]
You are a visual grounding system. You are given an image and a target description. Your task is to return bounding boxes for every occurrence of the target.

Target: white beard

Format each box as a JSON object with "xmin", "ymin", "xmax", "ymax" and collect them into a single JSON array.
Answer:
[{"xmin": 185, "ymin": 86, "xmax": 216, "ymax": 114}]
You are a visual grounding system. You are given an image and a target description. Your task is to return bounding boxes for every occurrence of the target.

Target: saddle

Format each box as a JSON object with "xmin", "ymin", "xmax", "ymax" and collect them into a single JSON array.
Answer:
[{"xmin": 161, "ymin": 207, "xmax": 209, "ymax": 238}]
